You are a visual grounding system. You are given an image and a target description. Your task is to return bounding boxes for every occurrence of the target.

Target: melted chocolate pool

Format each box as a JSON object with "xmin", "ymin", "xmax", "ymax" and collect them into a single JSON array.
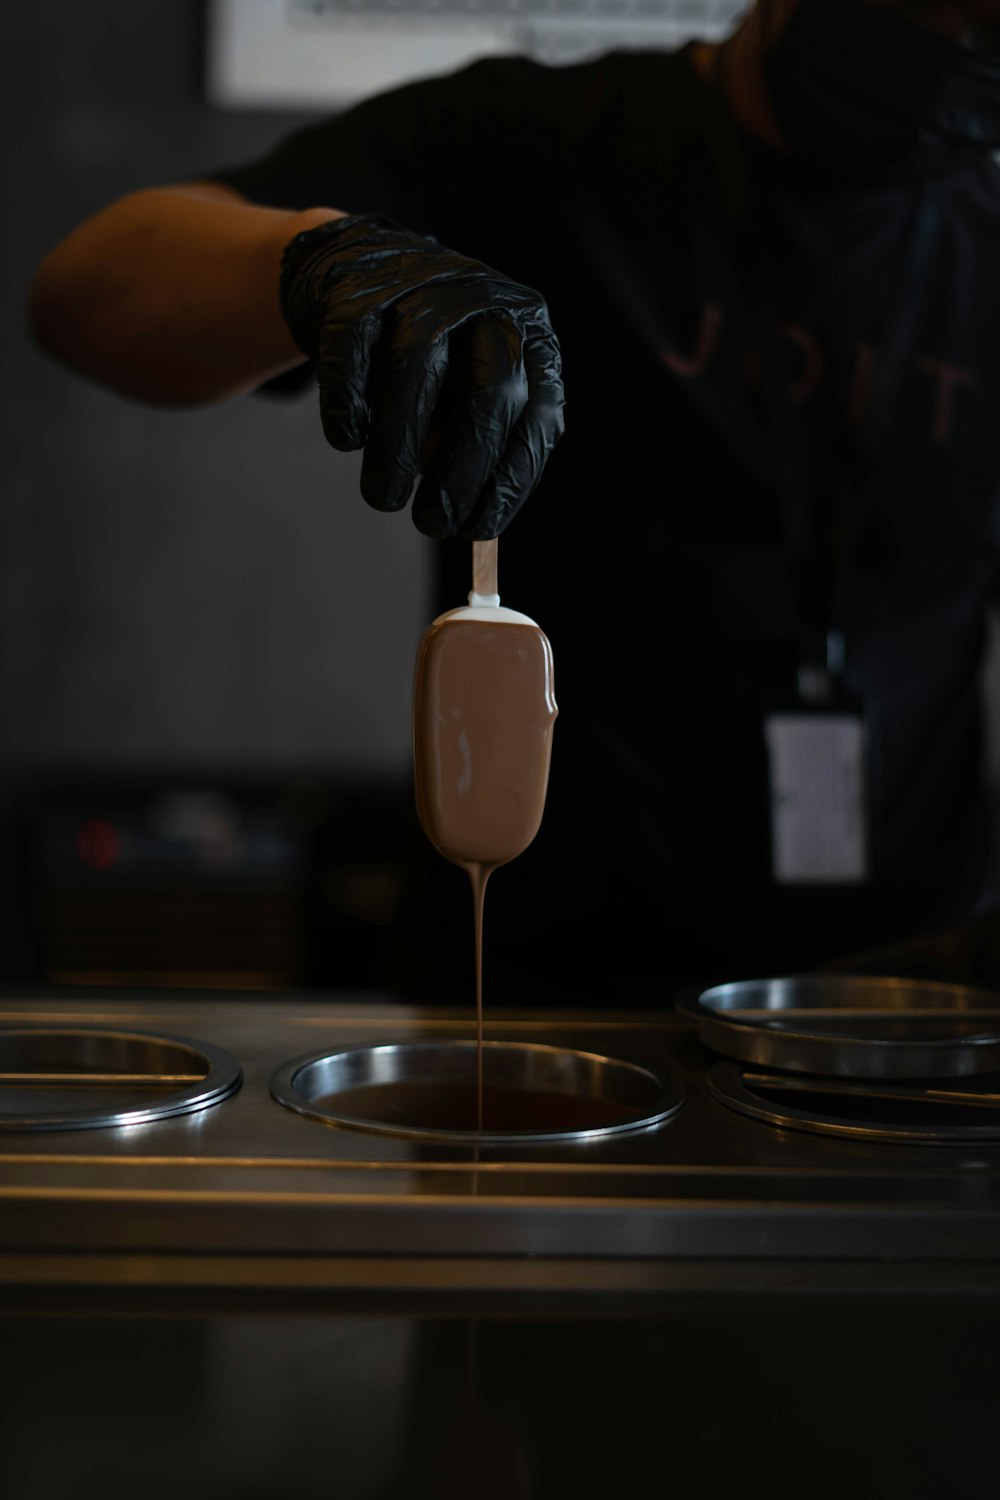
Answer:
[{"xmin": 313, "ymin": 1080, "xmax": 643, "ymax": 1134}]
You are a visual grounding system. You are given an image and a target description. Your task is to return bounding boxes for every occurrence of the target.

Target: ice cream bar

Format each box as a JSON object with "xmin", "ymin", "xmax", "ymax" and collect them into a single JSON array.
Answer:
[{"xmin": 413, "ymin": 540, "xmax": 557, "ymax": 873}]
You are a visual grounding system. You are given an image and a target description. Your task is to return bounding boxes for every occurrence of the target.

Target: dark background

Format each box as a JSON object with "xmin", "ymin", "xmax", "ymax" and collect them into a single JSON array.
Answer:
[{"xmin": 0, "ymin": 0, "xmax": 433, "ymax": 990}]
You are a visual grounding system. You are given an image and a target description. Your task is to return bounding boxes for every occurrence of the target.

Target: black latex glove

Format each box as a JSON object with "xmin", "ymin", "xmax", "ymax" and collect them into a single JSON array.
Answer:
[{"xmin": 279, "ymin": 214, "xmax": 565, "ymax": 539}]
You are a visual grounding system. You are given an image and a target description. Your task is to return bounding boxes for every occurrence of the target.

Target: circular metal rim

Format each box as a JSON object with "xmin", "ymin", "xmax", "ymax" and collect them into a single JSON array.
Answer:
[
  {"xmin": 707, "ymin": 1059, "xmax": 1000, "ymax": 1144},
  {"xmin": 0, "ymin": 1026, "xmax": 243, "ymax": 1131},
  {"xmin": 678, "ymin": 974, "xmax": 1000, "ymax": 1079},
  {"xmin": 270, "ymin": 1039, "xmax": 683, "ymax": 1143}
]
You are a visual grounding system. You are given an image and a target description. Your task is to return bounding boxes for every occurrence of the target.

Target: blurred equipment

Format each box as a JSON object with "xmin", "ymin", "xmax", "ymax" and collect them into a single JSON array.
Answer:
[
  {"xmin": 206, "ymin": 0, "xmax": 749, "ymax": 109},
  {"xmin": 21, "ymin": 777, "xmax": 407, "ymax": 991}
]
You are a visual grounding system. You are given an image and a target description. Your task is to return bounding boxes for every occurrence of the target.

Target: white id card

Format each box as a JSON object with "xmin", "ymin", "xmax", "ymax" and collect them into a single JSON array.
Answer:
[{"xmin": 764, "ymin": 712, "xmax": 870, "ymax": 885}]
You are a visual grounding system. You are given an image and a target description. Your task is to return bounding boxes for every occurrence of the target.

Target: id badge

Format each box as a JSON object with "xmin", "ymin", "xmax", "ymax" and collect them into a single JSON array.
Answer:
[{"xmin": 764, "ymin": 707, "xmax": 871, "ymax": 886}]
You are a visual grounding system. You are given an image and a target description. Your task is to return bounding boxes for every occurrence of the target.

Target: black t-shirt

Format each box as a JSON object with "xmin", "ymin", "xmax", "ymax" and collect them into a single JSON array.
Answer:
[{"xmin": 212, "ymin": 46, "xmax": 1000, "ymax": 1003}]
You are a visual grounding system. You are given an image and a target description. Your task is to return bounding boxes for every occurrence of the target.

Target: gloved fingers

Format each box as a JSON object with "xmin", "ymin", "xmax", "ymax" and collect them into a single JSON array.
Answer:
[
  {"xmin": 315, "ymin": 313, "xmax": 382, "ymax": 452},
  {"xmin": 358, "ymin": 333, "xmax": 450, "ymax": 513},
  {"xmin": 410, "ymin": 315, "xmax": 528, "ymax": 539},
  {"xmin": 456, "ymin": 325, "xmax": 566, "ymax": 539}
]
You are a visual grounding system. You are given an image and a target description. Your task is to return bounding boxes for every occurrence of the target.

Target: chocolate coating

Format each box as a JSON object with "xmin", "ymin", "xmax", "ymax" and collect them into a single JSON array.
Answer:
[{"xmin": 413, "ymin": 617, "xmax": 557, "ymax": 871}]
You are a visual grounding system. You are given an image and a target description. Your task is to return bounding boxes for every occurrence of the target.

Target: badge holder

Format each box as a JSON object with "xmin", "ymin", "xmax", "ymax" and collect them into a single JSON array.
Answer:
[
  {"xmin": 764, "ymin": 630, "xmax": 874, "ymax": 887},
  {"xmin": 686, "ymin": 172, "xmax": 938, "ymax": 894}
]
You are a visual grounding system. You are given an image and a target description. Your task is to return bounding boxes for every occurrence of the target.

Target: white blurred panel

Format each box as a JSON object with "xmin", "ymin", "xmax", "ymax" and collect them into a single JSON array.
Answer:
[{"xmin": 207, "ymin": 0, "xmax": 750, "ymax": 109}]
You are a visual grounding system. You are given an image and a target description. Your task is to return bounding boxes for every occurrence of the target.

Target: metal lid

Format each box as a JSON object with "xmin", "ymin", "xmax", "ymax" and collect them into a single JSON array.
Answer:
[
  {"xmin": 0, "ymin": 1026, "xmax": 243, "ymax": 1130},
  {"xmin": 677, "ymin": 974, "xmax": 1000, "ymax": 1078}
]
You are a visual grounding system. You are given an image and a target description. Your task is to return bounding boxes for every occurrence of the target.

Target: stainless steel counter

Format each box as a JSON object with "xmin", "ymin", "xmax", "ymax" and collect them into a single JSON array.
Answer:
[{"xmin": 4, "ymin": 989, "xmax": 1000, "ymax": 1299}]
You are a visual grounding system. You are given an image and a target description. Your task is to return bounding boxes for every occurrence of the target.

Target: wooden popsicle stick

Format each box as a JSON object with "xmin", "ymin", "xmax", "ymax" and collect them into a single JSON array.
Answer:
[{"xmin": 472, "ymin": 538, "xmax": 498, "ymax": 598}]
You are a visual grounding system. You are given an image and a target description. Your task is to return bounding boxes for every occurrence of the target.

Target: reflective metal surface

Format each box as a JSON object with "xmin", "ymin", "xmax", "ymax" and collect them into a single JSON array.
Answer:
[
  {"xmin": 270, "ymin": 1039, "xmax": 682, "ymax": 1142},
  {"xmin": 0, "ymin": 1026, "xmax": 242, "ymax": 1130},
  {"xmin": 708, "ymin": 1059, "xmax": 1000, "ymax": 1143},
  {"xmin": 679, "ymin": 974, "xmax": 1000, "ymax": 1077},
  {"xmin": 4, "ymin": 991, "xmax": 1000, "ymax": 1290}
]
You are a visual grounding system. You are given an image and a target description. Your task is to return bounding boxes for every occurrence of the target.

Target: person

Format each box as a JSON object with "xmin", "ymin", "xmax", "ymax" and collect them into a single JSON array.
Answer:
[{"xmin": 29, "ymin": 0, "xmax": 1000, "ymax": 1006}]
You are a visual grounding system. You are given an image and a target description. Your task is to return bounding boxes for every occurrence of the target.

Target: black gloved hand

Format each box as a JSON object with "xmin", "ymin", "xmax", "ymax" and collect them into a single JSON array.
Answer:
[{"xmin": 279, "ymin": 214, "xmax": 565, "ymax": 539}]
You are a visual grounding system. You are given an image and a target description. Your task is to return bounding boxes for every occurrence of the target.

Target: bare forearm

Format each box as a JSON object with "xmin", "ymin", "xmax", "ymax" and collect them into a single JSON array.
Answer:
[{"xmin": 29, "ymin": 183, "xmax": 343, "ymax": 405}]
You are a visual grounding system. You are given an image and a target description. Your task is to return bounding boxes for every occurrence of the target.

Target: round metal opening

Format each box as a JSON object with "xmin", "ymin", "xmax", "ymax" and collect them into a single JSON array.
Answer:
[
  {"xmin": 270, "ymin": 1040, "xmax": 682, "ymax": 1143},
  {"xmin": 708, "ymin": 1059, "xmax": 1000, "ymax": 1143},
  {"xmin": 0, "ymin": 1027, "xmax": 243, "ymax": 1131},
  {"xmin": 679, "ymin": 975, "xmax": 1000, "ymax": 1078}
]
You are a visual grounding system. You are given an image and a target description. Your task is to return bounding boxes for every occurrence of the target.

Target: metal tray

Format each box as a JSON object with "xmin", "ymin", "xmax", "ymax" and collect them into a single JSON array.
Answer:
[{"xmin": 676, "ymin": 974, "xmax": 1000, "ymax": 1079}]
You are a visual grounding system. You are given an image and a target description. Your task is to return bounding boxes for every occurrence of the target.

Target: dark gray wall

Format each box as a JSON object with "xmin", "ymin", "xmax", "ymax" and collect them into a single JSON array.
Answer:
[{"xmin": 1, "ymin": 0, "xmax": 431, "ymax": 781}]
